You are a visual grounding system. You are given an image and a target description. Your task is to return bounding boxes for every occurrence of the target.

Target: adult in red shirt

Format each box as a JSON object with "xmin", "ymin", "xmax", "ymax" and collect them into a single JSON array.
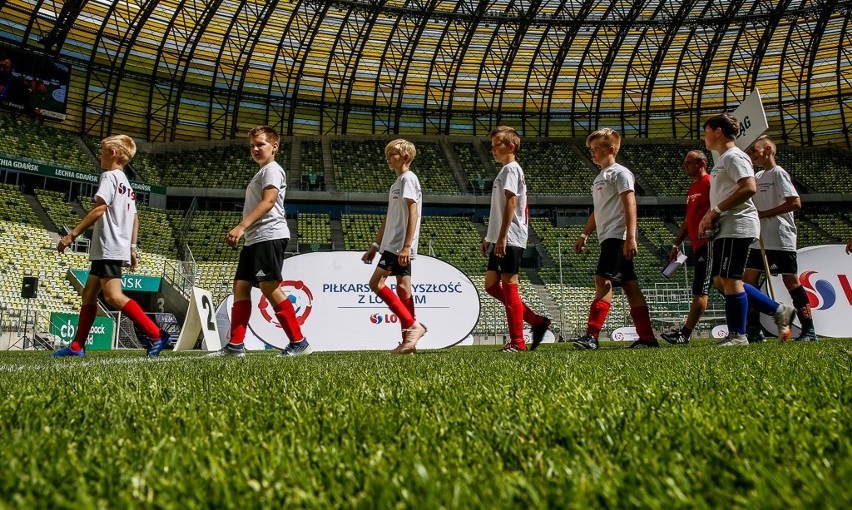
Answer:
[{"xmin": 662, "ymin": 150, "xmax": 711, "ymax": 344}]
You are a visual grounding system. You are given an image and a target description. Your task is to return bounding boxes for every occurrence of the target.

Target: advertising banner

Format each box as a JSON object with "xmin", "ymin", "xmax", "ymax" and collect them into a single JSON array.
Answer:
[
  {"xmin": 217, "ymin": 251, "xmax": 480, "ymax": 351},
  {"xmin": 71, "ymin": 269, "xmax": 162, "ymax": 293},
  {"xmin": 0, "ymin": 153, "xmax": 167, "ymax": 195},
  {"xmin": 760, "ymin": 244, "xmax": 852, "ymax": 338},
  {"xmin": 50, "ymin": 312, "xmax": 114, "ymax": 350}
]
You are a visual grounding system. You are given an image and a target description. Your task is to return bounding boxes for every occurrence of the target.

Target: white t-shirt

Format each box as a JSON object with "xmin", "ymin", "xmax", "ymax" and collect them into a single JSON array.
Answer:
[
  {"xmin": 380, "ymin": 171, "xmax": 423, "ymax": 256},
  {"xmin": 243, "ymin": 161, "xmax": 289, "ymax": 246},
  {"xmin": 486, "ymin": 161, "xmax": 529, "ymax": 248},
  {"xmin": 750, "ymin": 166, "xmax": 798, "ymax": 251},
  {"xmin": 710, "ymin": 147, "xmax": 759, "ymax": 239},
  {"xmin": 592, "ymin": 163, "xmax": 635, "ymax": 242},
  {"xmin": 90, "ymin": 169, "xmax": 136, "ymax": 262}
]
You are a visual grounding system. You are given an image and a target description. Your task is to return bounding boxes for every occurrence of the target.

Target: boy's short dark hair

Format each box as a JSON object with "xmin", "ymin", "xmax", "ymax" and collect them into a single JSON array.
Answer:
[
  {"xmin": 248, "ymin": 125, "xmax": 280, "ymax": 145},
  {"xmin": 703, "ymin": 113, "xmax": 740, "ymax": 139},
  {"xmin": 489, "ymin": 126, "xmax": 521, "ymax": 154}
]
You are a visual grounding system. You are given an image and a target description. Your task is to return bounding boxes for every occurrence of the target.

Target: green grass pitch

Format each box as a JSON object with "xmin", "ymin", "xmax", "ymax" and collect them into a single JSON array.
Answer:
[{"xmin": 1, "ymin": 339, "xmax": 850, "ymax": 508}]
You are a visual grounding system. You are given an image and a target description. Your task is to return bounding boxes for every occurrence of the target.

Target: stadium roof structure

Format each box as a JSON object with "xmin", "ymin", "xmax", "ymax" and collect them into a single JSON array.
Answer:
[{"xmin": 1, "ymin": 0, "xmax": 851, "ymax": 145}]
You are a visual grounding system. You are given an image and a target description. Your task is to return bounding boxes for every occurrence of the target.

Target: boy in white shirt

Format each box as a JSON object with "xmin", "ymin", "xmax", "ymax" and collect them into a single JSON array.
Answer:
[
  {"xmin": 481, "ymin": 126, "xmax": 551, "ymax": 352},
  {"xmin": 210, "ymin": 125, "xmax": 310, "ymax": 357},
  {"xmin": 699, "ymin": 114, "xmax": 794, "ymax": 346},
  {"xmin": 362, "ymin": 139, "xmax": 427, "ymax": 354},
  {"xmin": 54, "ymin": 135, "xmax": 168, "ymax": 357},
  {"xmin": 572, "ymin": 128, "xmax": 657, "ymax": 350},
  {"xmin": 743, "ymin": 135, "xmax": 815, "ymax": 341}
]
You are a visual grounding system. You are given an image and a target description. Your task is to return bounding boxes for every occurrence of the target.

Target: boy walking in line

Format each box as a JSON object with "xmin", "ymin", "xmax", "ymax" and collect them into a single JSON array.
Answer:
[
  {"xmin": 481, "ymin": 126, "xmax": 551, "ymax": 352},
  {"xmin": 662, "ymin": 150, "xmax": 712, "ymax": 345},
  {"xmin": 361, "ymin": 139, "xmax": 427, "ymax": 354},
  {"xmin": 54, "ymin": 135, "xmax": 169, "ymax": 357},
  {"xmin": 572, "ymin": 128, "xmax": 659, "ymax": 350},
  {"xmin": 698, "ymin": 114, "xmax": 794, "ymax": 347},
  {"xmin": 210, "ymin": 125, "xmax": 311, "ymax": 357},
  {"xmin": 743, "ymin": 135, "xmax": 816, "ymax": 342}
]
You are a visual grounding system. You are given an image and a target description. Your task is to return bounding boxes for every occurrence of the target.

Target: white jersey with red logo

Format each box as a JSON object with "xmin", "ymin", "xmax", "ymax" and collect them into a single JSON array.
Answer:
[
  {"xmin": 90, "ymin": 169, "xmax": 137, "ymax": 262},
  {"xmin": 485, "ymin": 161, "xmax": 529, "ymax": 248}
]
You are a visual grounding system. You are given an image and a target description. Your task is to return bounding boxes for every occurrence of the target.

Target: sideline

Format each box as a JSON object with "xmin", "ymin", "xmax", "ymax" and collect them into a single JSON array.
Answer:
[{"xmin": 0, "ymin": 353, "xmax": 215, "ymax": 373}]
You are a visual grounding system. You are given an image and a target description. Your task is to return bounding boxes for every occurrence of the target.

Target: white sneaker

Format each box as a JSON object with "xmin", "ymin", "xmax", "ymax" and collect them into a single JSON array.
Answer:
[
  {"xmin": 207, "ymin": 343, "xmax": 246, "ymax": 357},
  {"xmin": 392, "ymin": 322, "xmax": 427, "ymax": 354},
  {"xmin": 715, "ymin": 333, "xmax": 749, "ymax": 347},
  {"xmin": 773, "ymin": 304, "xmax": 795, "ymax": 342}
]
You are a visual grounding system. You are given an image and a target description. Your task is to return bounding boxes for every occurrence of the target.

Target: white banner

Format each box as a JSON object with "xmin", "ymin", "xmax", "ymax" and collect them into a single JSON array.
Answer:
[
  {"xmin": 733, "ymin": 88, "xmax": 769, "ymax": 150},
  {"xmin": 218, "ymin": 252, "xmax": 480, "ymax": 351},
  {"xmin": 760, "ymin": 244, "xmax": 852, "ymax": 338},
  {"xmin": 711, "ymin": 88, "xmax": 769, "ymax": 161}
]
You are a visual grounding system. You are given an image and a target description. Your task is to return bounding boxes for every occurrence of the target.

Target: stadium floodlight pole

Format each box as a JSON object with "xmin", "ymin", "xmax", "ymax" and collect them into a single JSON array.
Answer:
[{"xmin": 758, "ymin": 236, "xmax": 776, "ymax": 300}]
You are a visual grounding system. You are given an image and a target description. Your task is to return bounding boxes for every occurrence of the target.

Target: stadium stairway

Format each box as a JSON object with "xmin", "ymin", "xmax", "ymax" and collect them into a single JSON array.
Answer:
[
  {"xmin": 526, "ymin": 277, "xmax": 563, "ymax": 331},
  {"xmin": 527, "ymin": 226, "xmax": 556, "ymax": 269},
  {"xmin": 329, "ymin": 218, "xmax": 345, "ymax": 250},
  {"xmin": 321, "ymin": 138, "xmax": 336, "ymax": 191},
  {"xmin": 24, "ymin": 194, "xmax": 57, "ymax": 232},
  {"xmin": 437, "ymin": 137, "xmax": 472, "ymax": 193},
  {"xmin": 69, "ymin": 200, "xmax": 87, "ymax": 219}
]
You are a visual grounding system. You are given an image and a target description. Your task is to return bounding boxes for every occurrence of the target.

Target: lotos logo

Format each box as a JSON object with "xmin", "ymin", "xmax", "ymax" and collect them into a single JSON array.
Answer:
[
  {"xmin": 258, "ymin": 280, "xmax": 314, "ymax": 328},
  {"xmin": 369, "ymin": 313, "xmax": 398, "ymax": 325},
  {"xmin": 800, "ymin": 271, "xmax": 836, "ymax": 310}
]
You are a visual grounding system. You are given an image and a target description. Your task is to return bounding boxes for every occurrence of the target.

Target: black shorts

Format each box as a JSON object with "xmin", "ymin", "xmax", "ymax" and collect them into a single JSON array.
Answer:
[
  {"xmin": 745, "ymin": 249, "xmax": 798, "ymax": 275},
  {"xmin": 486, "ymin": 244, "xmax": 524, "ymax": 275},
  {"xmin": 595, "ymin": 238, "xmax": 638, "ymax": 287},
  {"xmin": 691, "ymin": 243, "xmax": 711, "ymax": 296},
  {"xmin": 89, "ymin": 260, "xmax": 124, "ymax": 279},
  {"xmin": 710, "ymin": 237, "xmax": 753, "ymax": 280},
  {"xmin": 377, "ymin": 251, "xmax": 412, "ymax": 277},
  {"xmin": 234, "ymin": 239, "xmax": 287, "ymax": 285}
]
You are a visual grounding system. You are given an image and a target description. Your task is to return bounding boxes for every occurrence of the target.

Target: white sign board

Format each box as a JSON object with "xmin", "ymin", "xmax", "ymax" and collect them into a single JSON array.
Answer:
[
  {"xmin": 218, "ymin": 252, "xmax": 481, "ymax": 351},
  {"xmin": 711, "ymin": 88, "xmax": 769, "ymax": 161},
  {"xmin": 760, "ymin": 244, "xmax": 852, "ymax": 338},
  {"xmin": 610, "ymin": 326, "xmax": 640, "ymax": 342},
  {"xmin": 174, "ymin": 287, "xmax": 222, "ymax": 351}
]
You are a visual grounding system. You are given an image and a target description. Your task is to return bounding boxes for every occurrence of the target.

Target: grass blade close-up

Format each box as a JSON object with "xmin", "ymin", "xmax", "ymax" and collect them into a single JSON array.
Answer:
[{"xmin": 1, "ymin": 340, "xmax": 850, "ymax": 509}]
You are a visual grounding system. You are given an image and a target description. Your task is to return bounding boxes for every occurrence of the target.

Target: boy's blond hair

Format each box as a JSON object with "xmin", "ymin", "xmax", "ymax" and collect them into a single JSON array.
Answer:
[
  {"xmin": 101, "ymin": 135, "xmax": 136, "ymax": 166},
  {"xmin": 585, "ymin": 128, "xmax": 621, "ymax": 153},
  {"xmin": 248, "ymin": 125, "xmax": 280, "ymax": 146},
  {"xmin": 385, "ymin": 139, "xmax": 416, "ymax": 161},
  {"xmin": 489, "ymin": 125, "xmax": 521, "ymax": 154}
]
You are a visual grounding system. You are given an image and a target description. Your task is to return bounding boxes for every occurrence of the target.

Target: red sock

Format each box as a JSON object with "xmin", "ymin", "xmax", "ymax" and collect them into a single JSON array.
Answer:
[
  {"xmin": 503, "ymin": 283, "xmax": 526, "ymax": 348},
  {"xmin": 377, "ymin": 286, "xmax": 415, "ymax": 329},
  {"xmin": 230, "ymin": 300, "xmax": 252, "ymax": 345},
  {"xmin": 273, "ymin": 299, "xmax": 304, "ymax": 343},
  {"xmin": 630, "ymin": 305, "xmax": 655, "ymax": 340},
  {"xmin": 70, "ymin": 304, "xmax": 97, "ymax": 351},
  {"xmin": 401, "ymin": 294, "xmax": 415, "ymax": 318},
  {"xmin": 487, "ymin": 283, "xmax": 543, "ymax": 326},
  {"xmin": 122, "ymin": 300, "xmax": 160, "ymax": 339},
  {"xmin": 400, "ymin": 294, "xmax": 415, "ymax": 340},
  {"xmin": 586, "ymin": 298, "xmax": 611, "ymax": 339}
]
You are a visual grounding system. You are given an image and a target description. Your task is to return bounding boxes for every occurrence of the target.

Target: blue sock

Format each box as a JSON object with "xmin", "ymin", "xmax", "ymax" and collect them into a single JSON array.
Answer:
[
  {"xmin": 743, "ymin": 283, "xmax": 778, "ymax": 315},
  {"xmin": 725, "ymin": 292, "xmax": 749, "ymax": 335}
]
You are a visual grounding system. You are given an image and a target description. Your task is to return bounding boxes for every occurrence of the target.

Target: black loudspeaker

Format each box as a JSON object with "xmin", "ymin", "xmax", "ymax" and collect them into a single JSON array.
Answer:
[{"xmin": 21, "ymin": 276, "xmax": 38, "ymax": 299}]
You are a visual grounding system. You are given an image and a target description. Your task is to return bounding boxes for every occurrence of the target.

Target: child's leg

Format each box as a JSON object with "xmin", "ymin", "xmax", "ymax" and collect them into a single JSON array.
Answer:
[
  {"xmin": 501, "ymin": 273, "xmax": 525, "ymax": 347},
  {"xmin": 785, "ymin": 275, "xmax": 814, "ymax": 333},
  {"xmin": 228, "ymin": 280, "xmax": 254, "ymax": 345},
  {"xmin": 396, "ymin": 275, "xmax": 416, "ymax": 319},
  {"xmin": 485, "ymin": 272, "xmax": 545, "ymax": 326},
  {"xmin": 370, "ymin": 267, "xmax": 415, "ymax": 329},
  {"xmin": 623, "ymin": 281, "xmax": 655, "ymax": 340},
  {"xmin": 102, "ymin": 278, "xmax": 161, "ymax": 340},
  {"xmin": 68, "ymin": 276, "xmax": 103, "ymax": 352},
  {"xmin": 585, "ymin": 276, "xmax": 613, "ymax": 338},
  {"xmin": 260, "ymin": 280, "xmax": 305, "ymax": 343}
]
